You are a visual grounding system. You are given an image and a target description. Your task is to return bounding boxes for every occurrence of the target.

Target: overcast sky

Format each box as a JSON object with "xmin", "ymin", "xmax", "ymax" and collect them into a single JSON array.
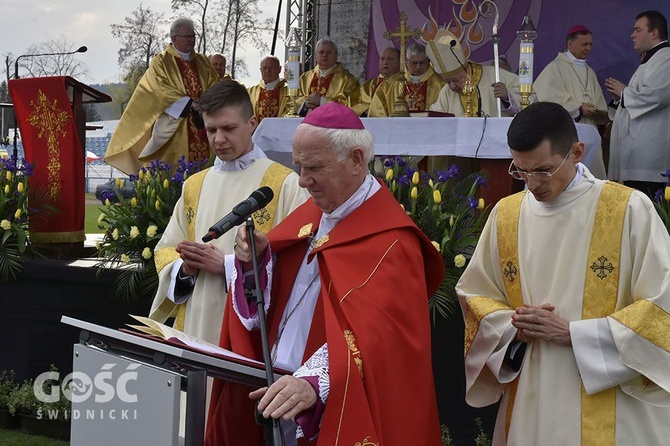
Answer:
[{"xmin": 1, "ymin": 0, "xmax": 282, "ymax": 87}]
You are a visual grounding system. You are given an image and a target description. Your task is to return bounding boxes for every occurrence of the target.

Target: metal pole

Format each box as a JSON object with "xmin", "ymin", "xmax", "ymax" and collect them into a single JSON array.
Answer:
[{"xmin": 479, "ymin": 0, "xmax": 502, "ymax": 117}]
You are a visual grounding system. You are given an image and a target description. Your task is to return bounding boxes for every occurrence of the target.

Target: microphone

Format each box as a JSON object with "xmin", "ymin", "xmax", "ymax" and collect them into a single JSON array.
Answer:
[
  {"xmin": 202, "ymin": 186, "xmax": 275, "ymax": 242},
  {"xmin": 14, "ymin": 45, "xmax": 88, "ymax": 79}
]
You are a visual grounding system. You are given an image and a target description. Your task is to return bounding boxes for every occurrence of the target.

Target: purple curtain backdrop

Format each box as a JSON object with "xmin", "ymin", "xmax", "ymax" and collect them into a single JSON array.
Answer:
[{"xmin": 367, "ymin": 0, "xmax": 670, "ymax": 102}]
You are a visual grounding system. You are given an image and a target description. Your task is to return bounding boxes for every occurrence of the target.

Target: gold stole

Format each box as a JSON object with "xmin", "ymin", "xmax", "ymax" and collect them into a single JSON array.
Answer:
[
  {"xmin": 172, "ymin": 162, "xmax": 295, "ymax": 330},
  {"xmin": 257, "ymin": 87, "xmax": 281, "ymax": 122},
  {"xmin": 496, "ymin": 183, "xmax": 631, "ymax": 444},
  {"xmin": 175, "ymin": 57, "xmax": 210, "ymax": 163},
  {"xmin": 459, "ymin": 63, "xmax": 484, "ymax": 117}
]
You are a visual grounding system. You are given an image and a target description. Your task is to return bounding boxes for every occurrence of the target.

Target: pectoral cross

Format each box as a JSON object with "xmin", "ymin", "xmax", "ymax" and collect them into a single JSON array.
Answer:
[{"xmin": 384, "ymin": 11, "xmax": 421, "ymax": 73}]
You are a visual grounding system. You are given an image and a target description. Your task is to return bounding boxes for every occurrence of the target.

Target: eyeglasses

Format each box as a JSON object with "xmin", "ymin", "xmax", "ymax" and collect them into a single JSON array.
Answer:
[
  {"xmin": 175, "ymin": 34, "xmax": 196, "ymax": 39},
  {"xmin": 508, "ymin": 150, "xmax": 571, "ymax": 181}
]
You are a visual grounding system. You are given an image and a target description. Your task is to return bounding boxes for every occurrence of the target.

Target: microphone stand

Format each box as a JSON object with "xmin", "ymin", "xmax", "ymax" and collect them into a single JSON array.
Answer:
[{"xmin": 245, "ymin": 217, "xmax": 285, "ymax": 446}]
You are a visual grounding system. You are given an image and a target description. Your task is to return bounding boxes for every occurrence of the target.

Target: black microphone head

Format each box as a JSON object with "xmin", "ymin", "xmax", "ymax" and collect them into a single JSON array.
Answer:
[
  {"xmin": 250, "ymin": 186, "xmax": 274, "ymax": 208},
  {"xmin": 77, "ymin": 46, "xmax": 88, "ymax": 53},
  {"xmin": 450, "ymin": 40, "xmax": 457, "ymax": 48}
]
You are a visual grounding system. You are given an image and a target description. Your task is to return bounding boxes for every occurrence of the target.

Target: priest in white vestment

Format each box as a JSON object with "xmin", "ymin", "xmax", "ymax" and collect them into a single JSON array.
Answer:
[
  {"xmin": 534, "ymin": 25, "xmax": 609, "ymax": 179},
  {"xmin": 457, "ymin": 102, "xmax": 670, "ymax": 445},
  {"xmin": 426, "ymin": 29, "xmax": 523, "ymax": 117},
  {"xmin": 606, "ymin": 10, "xmax": 670, "ymax": 197}
]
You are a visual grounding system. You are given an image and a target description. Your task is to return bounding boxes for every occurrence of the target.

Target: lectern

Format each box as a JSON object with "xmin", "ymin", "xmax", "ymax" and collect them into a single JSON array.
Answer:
[
  {"xmin": 61, "ymin": 316, "xmax": 280, "ymax": 446},
  {"xmin": 8, "ymin": 76, "xmax": 111, "ymax": 251}
]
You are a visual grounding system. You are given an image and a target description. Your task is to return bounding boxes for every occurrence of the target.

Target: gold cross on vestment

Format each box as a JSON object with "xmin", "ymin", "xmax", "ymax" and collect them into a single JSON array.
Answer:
[
  {"xmin": 27, "ymin": 90, "xmax": 71, "ymax": 199},
  {"xmin": 383, "ymin": 11, "xmax": 421, "ymax": 73}
]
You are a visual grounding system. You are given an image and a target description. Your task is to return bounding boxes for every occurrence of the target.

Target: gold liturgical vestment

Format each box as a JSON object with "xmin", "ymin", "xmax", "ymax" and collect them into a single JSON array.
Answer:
[
  {"xmin": 351, "ymin": 72, "xmax": 403, "ymax": 116},
  {"xmin": 368, "ymin": 67, "xmax": 445, "ymax": 117},
  {"xmin": 104, "ymin": 44, "xmax": 218, "ymax": 174},
  {"xmin": 296, "ymin": 63, "xmax": 359, "ymax": 110},
  {"xmin": 248, "ymin": 79, "xmax": 289, "ymax": 122}
]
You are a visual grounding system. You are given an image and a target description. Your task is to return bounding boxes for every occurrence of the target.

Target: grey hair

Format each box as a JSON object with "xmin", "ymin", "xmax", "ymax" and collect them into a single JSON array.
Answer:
[
  {"xmin": 316, "ymin": 38, "xmax": 338, "ymax": 56},
  {"xmin": 406, "ymin": 43, "xmax": 427, "ymax": 60},
  {"xmin": 170, "ymin": 18, "xmax": 195, "ymax": 37},
  {"xmin": 298, "ymin": 124, "xmax": 374, "ymax": 164}
]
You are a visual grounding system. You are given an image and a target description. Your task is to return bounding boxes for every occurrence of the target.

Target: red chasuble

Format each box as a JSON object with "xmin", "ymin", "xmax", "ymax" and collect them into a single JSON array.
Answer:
[
  {"xmin": 309, "ymin": 73, "xmax": 335, "ymax": 96},
  {"xmin": 405, "ymin": 81, "xmax": 429, "ymax": 112},
  {"xmin": 175, "ymin": 58, "xmax": 210, "ymax": 163},
  {"xmin": 257, "ymin": 88, "xmax": 282, "ymax": 122},
  {"xmin": 206, "ymin": 182, "xmax": 444, "ymax": 446}
]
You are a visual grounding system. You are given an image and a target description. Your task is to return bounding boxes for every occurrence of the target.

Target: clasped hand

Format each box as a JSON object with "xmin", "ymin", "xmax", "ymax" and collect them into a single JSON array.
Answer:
[
  {"xmin": 176, "ymin": 240, "xmax": 224, "ymax": 276},
  {"xmin": 250, "ymin": 376, "xmax": 317, "ymax": 421},
  {"xmin": 511, "ymin": 303, "xmax": 571, "ymax": 346}
]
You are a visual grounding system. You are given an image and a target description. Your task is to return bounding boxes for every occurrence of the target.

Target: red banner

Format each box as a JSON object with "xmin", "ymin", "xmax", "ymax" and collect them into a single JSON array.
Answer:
[{"xmin": 8, "ymin": 76, "xmax": 85, "ymax": 244}]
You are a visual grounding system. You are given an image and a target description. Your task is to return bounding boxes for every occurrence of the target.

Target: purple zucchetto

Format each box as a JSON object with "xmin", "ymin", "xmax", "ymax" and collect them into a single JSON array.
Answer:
[
  {"xmin": 567, "ymin": 25, "xmax": 591, "ymax": 36},
  {"xmin": 302, "ymin": 102, "xmax": 365, "ymax": 130}
]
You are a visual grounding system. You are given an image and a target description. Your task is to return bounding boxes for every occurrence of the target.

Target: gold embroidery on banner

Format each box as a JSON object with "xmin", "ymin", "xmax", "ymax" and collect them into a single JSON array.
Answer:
[
  {"xmin": 354, "ymin": 436, "xmax": 379, "ymax": 446},
  {"xmin": 298, "ymin": 223, "xmax": 313, "ymax": 238},
  {"xmin": 581, "ymin": 182, "xmax": 631, "ymax": 446},
  {"xmin": 611, "ymin": 299, "xmax": 670, "ymax": 353},
  {"xmin": 27, "ymin": 90, "xmax": 71, "ymax": 199},
  {"xmin": 590, "ymin": 255, "xmax": 614, "ymax": 279},
  {"xmin": 340, "ymin": 239, "xmax": 398, "ymax": 304},
  {"xmin": 344, "ymin": 330, "xmax": 364, "ymax": 381}
]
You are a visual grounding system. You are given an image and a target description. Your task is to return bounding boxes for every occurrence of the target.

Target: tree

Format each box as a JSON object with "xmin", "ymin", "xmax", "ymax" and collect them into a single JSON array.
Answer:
[
  {"xmin": 110, "ymin": 4, "xmax": 167, "ymax": 73},
  {"xmin": 172, "ymin": 0, "xmax": 273, "ymax": 79},
  {"xmin": 16, "ymin": 35, "xmax": 89, "ymax": 79},
  {"xmin": 84, "ymin": 103, "xmax": 101, "ymax": 122}
]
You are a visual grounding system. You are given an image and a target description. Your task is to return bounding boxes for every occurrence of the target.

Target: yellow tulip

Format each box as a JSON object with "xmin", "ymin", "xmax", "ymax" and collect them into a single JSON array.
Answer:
[
  {"xmin": 385, "ymin": 168, "xmax": 394, "ymax": 181},
  {"xmin": 17, "ymin": 182, "xmax": 24, "ymax": 193},
  {"xmin": 105, "ymin": 198, "xmax": 111, "ymax": 207},
  {"xmin": 131, "ymin": 197, "xmax": 138, "ymax": 207},
  {"xmin": 145, "ymin": 170, "xmax": 152, "ymax": 179},
  {"xmin": 449, "ymin": 215, "xmax": 455, "ymax": 227},
  {"xmin": 433, "ymin": 189, "xmax": 442, "ymax": 204},
  {"xmin": 454, "ymin": 254, "xmax": 466, "ymax": 268},
  {"xmin": 478, "ymin": 198, "xmax": 485, "ymax": 210},
  {"xmin": 6, "ymin": 171, "xmax": 11, "ymax": 181},
  {"xmin": 412, "ymin": 171, "xmax": 420, "ymax": 185},
  {"xmin": 112, "ymin": 228, "xmax": 119, "ymax": 240},
  {"xmin": 97, "ymin": 213, "xmax": 105, "ymax": 223},
  {"xmin": 14, "ymin": 209, "xmax": 21, "ymax": 219},
  {"xmin": 431, "ymin": 241, "xmax": 440, "ymax": 251},
  {"xmin": 115, "ymin": 178, "xmax": 123, "ymax": 188},
  {"xmin": 138, "ymin": 169, "xmax": 144, "ymax": 180},
  {"xmin": 411, "ymin": 186, "xmax": 418, "ymax": 199},
  {"xmin": 665, "ymin": 186, "xmax": 670, "ymax": 202},
  {"xmin": 155, "ymin": 200, "xmax": 161, "ymax": 211},
  {"xmin": 4, "ymin": 185, "xmax": 8, "ymax": 194},
  {"xmin": 163, "ymin": 179, "xmax": 169, "ymax": 189},
  {"xmin": 429, "ymin": 179, "xmax": 434, "ymax": 187}
]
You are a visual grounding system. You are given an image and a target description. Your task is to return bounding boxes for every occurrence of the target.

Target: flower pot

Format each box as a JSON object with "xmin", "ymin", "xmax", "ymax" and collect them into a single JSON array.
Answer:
[
  {"xmin": 19, "ymin": 413, "xmax": 71, "ymax": 441},
  {"xmin": 0, "ymin": 408, "xmax": 20, "ymax": 429}
]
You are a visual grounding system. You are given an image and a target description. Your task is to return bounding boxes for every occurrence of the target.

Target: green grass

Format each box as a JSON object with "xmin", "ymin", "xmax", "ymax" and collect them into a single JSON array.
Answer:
[
  {"xmin": 0, "ymin": 428, "xmax": 68, "ymax": 446},
  {"xmin": 85, "ymin": 193, "xmax": 105, "ymax": 234}
]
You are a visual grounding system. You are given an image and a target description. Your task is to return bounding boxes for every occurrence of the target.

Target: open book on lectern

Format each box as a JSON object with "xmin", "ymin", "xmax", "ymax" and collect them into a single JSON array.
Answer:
[{"xmin": 126, "ymin": 315, "xmax": 265, "ymax": 368}]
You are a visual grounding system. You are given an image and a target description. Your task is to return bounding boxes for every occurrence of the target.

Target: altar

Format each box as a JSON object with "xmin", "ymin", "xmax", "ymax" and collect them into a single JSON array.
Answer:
[{"xmin": 253, "ymin": 116, "xmax": 602, "ymax": 204}]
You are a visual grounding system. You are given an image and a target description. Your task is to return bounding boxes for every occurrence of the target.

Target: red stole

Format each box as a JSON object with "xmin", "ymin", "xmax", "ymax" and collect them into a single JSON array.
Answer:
[
  {"xmin": 175, "ymin": 57, "xmax": 209, "ymax": 163},
  {"xmin": 257, "ymin": 87, "xmax": 282, "ymax": 122},
  {"xmin": 309, "ymin": 73, "xmax": 334, "ymax": 96},
  {"xmin": 404, "ymin": 81, "xmax": 428, "ymax": 111}
]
